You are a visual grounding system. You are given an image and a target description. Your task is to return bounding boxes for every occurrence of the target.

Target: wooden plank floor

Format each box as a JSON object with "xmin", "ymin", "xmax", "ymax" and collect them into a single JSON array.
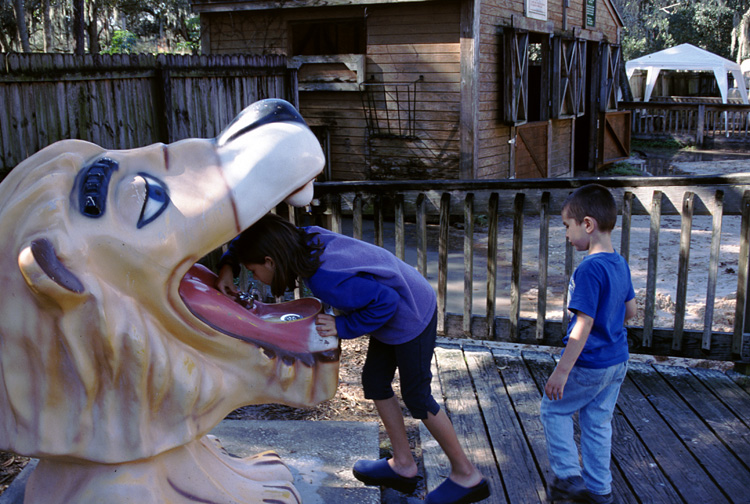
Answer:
[{"xmin": 420, "ymin": 339, "xmax": 750, "ymax": 504}]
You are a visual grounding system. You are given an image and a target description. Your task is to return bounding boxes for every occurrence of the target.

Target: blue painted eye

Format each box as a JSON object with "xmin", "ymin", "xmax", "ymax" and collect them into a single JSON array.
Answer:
[{"xmin": 137, "ymin": 173, "xmax": 170, "ymax": 228}]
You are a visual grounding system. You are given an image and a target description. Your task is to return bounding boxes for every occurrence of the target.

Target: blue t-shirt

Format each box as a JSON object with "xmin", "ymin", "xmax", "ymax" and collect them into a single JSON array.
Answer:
[{"xmin": 565, "ymin": 252, "xmax": 635, "ymax": 368}]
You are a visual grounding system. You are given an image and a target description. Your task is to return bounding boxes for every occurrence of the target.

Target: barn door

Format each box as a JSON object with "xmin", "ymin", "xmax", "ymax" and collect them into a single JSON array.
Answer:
[{"xmin": 515, "ymin": 121, "xmax": 548, "ymax": 178}]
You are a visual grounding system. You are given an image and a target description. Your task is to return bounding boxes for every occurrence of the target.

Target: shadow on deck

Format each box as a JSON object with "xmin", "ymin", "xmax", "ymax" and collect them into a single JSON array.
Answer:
[{"xmin": 425, "ymin": 339, "xmax": 750, "ymax": 504}]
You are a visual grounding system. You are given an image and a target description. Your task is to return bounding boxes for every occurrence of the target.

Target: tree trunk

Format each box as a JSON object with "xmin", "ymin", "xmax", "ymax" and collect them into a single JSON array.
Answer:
[
  {"xmin": 13, "ymin": 0, "xmax": 31, "ymax": 52},
  {"xmin": 42, "ymin": 0, "xmax": 52, "ymax": 52},
  {"xmin": 73, "ymin": 0, "xmax": 85, "ymax": 54},
  {"xmin": 740, "ymin": 8, "xmax": 750, "ymax": 62},
  {"xmin": 87, "ymin": 1, "xmax": 99, "ymax": 54}
]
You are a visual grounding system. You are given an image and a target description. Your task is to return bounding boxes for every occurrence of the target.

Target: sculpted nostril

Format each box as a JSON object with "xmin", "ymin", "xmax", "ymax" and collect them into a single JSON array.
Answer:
[{"xmin": 77, "ymin": 157, "xmax": 119, "ymax": 218}]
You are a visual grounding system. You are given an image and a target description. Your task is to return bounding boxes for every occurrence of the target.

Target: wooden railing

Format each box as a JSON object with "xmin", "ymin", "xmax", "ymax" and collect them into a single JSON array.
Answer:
[
  {"xmin": 619, "ymin": 100, "xmax": 750, "ymax": 146},
  {"xmin": 301, "ymin": 175, "xmax": 750, "ymax": 363}
]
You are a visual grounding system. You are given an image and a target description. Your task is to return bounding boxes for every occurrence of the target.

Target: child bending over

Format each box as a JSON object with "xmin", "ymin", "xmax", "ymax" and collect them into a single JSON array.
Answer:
[{"xmin": 216, "ymin": 212, "xmax": 490, "ymax": 504}]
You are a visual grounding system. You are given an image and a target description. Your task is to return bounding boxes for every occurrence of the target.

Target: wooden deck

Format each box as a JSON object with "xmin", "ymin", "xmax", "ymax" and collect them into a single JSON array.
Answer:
[{"xmin": 422, "ymin": 339, "xmax": 750, "ymax": 504}]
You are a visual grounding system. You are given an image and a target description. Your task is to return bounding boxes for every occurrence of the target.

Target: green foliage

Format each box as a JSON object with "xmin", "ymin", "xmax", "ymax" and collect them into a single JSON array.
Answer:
[
  {"xmin": 600, "ymin": 162, "xmax": 644, "ymax": 176},
  {"xmin": 614, "ymin": 0, "xmax": 750, "ymax": 61},
  {"xmin": 631, "ymin": 138, "xmax": 685, "ymax": 151},
  {"xmin": 173, "ymin": 15, "xmax": 201, "ymax": 54},
  {"xmin": 102, "ymin": 29, "xmax": 137, "ymax": 54},
  {"xmin": 669, "ymin": 1, "xmax": 735, "ymax": 59}
]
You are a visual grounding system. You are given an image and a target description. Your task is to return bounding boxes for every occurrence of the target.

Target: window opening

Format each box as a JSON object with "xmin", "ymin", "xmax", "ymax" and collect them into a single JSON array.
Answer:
[
  {"xmin": 528, "ymin": 40, "xmax": 544, "ymax": 121},
  {"xmin": 360, "ymin": 76, "xmax": 422, "ymax": 139},
  {"xmin": 291, "ymin": 20, "xmax": 366, "ymax": 56}
]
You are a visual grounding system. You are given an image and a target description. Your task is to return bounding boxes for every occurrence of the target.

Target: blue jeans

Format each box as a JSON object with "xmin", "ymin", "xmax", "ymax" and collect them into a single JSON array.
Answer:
[{"xmin": 540, "ymin": 361, "xmax": 628, "ymax": 495}]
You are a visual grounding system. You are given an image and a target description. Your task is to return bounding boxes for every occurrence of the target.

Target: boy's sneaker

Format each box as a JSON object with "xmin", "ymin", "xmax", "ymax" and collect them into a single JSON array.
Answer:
[
  {"xmin": 584, "ymin": 490, "xmax": 615, "ymax": 504},
  {"xmin": 547, "ymin": 475, "xmax": 587, "ymax": 501}
]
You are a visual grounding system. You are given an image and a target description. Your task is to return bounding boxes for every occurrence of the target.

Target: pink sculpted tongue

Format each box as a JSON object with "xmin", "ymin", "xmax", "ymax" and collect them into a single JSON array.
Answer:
[{"xmin": 179, "ymin": 264, "xmax": 323, "ymax": 355}]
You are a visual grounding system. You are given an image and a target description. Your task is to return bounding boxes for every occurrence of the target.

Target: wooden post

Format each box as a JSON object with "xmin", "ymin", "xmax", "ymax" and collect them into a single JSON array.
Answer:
[
  {"xmin": 353, "ymin": 194, "xmax": 363, "ymax": 241},
  {"xmin": 486, "ymin": 193, "xmax": 499, "ymax": 339},
  {"xmin": 510, "ymin": 192, "xmax": 524, "ymax": 341},
  {"xmin": 673, "ymin": 191, "xmax": 694, "ymax": 351},
  {"xmin": 395, "ymin": 194, "xmax": 405, "ymax": 261},
  {"xmin": 374, "ymin": 195, "xmax": 383, "ymax": 248},
  {"xmin": 463, "ymin": 193, "xmax": 474, "ymax": 336},
  {"xmin": 438, "ymin": 193, "xmax": 451, "ymax": 335},
  {"xmin": 562, "ymin": 239, "xmax": 574, "ymax": 336},
  {"xmin": 703, "ymin": 190, "xmax": 724, "ymax": 351},
  {"xmin": 537, "ymin": 192, "xmax": 550, "ymax": 341},
  {"xmin": 417, "ymin": 193, "xmax": 427, "ymax": 278},
  {"xmin": 697, "ymin": 103, "xmax": 705, "ymax": 147},
  {"xmin": 733, "ymin": 191, "xmax": 750, "ymax": 357},
  {"xmin": 329, "ymin": 194, "xmax": 342, "ymax": 234},
  {"xmin": 620, "ymin": 191, "xmax": 633, "ymax": 262},
  {"xmin": 643, "ymin": 190, "xmax": 663, "ymax": 348}
]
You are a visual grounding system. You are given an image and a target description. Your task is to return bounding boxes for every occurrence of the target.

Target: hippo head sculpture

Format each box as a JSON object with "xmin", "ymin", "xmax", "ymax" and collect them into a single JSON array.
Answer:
[{"xmin": 0, "ymin": 99, "xmax": 339, "ymax": 503}]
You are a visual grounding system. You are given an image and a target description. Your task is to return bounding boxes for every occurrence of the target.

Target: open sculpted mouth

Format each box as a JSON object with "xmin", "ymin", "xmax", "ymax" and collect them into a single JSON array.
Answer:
[{"xmin": 179, "ymin": 264, "xmax": 339, "ymax": 366}]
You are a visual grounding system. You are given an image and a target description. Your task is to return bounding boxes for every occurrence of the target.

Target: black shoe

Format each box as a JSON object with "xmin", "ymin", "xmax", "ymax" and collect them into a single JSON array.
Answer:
[
  {"xmin": 352, "ymin": 458, "xmax": 420, "ymax": 494},
  {"xmin": 547, "ymin": 475, "xmax": 587, "ymax": 502},
  {"xmin": 584, "ymin": 490, "xmax": 615, "ymax": 504},
  {"xmin": 425, "ymin": 478, "xmax": 490, "ymax": 504}
]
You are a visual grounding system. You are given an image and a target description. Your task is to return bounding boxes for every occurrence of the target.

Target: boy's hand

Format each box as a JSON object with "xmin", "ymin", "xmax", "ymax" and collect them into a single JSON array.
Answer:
[
  {"xmin": 215, "ymin": 265, "xmax": 238, "ymax": 297},
  {"xmin": 315, "ymin": 313, "xmax": 337, "ymax": 337},
  {"xmin": 545, "ymin": 367, "xmax": 570, "ymax": 400}
]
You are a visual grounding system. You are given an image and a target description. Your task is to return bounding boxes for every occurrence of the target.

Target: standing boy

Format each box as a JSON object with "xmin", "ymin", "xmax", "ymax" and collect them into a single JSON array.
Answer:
[{"xmin": 541, "ymin": 184, "xmax": 637, "ymax": 504}]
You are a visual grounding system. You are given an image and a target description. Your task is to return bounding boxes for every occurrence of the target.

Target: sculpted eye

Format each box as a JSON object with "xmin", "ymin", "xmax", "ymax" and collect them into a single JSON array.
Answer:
[{"xmin": 137, "ymin": 173, "xmax": 170, "ymax": 229}]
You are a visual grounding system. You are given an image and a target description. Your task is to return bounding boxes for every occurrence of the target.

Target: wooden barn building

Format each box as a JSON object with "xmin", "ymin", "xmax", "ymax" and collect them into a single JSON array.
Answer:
[{"xmin": 191, "ymin": 0, "xmax": 629, "ymax": 180}]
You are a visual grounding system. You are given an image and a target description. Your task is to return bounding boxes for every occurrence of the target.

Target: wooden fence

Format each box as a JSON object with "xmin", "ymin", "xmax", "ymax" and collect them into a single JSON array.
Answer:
[
  {"xmin": 0, "ymin": 52, "xmax": 297, "ymax": 176},
  {"xmin": 302, "ymin": 175, "xmax": 750, "ymax": 364},
  {"xmin": 619, "ymin": 100, "xmax": 750, "ymax": 147}
]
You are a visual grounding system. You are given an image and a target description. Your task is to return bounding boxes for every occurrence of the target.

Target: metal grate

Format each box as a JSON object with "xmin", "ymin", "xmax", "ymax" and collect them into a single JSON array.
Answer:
[{"xmin": 360, "ymin": 77, "xmax": 422, "ymax": 139}]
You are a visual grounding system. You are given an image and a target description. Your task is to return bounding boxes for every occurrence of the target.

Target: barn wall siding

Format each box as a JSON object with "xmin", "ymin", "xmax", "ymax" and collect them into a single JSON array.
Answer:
[{"xmin": 198, "ymin": 0, "xmax": 623, "ymax": 180}]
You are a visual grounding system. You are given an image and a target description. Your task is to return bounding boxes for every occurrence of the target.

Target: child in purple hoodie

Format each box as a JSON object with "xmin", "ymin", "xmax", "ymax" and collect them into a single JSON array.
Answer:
[{"xmin": 216, "ymin": 212, "xmax": 489, "ymax": 504}]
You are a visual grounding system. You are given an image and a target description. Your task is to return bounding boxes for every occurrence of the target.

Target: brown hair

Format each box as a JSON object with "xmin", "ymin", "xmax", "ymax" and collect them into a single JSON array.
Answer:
[
  {"xmin": 562, "ymin": 184, "xmax": 617, "ymax": 232},
  {"xmin": 234, "ymin": 213, "xmax": 324, "ymax": 297}
]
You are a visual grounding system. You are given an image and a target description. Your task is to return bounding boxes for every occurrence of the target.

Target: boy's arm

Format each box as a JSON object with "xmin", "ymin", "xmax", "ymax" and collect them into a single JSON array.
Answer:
[
  {"xmin": 625, "ymin": 298, "xmax": 637, "ymax": 322},
  {"xmin": 544, "ymin": 311, "xmax": 593, "ymax": 400}
]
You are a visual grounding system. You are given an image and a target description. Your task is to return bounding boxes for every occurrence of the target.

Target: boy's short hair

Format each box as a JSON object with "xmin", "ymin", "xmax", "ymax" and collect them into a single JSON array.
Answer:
[{"xmin": 562, "ymin": 184, "xmax": 617, "ymax": 232}]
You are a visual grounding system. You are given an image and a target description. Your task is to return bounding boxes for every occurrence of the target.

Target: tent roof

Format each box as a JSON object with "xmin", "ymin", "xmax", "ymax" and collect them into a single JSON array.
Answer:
[
  {"xmin": 626, "ymin": 43, "xmax": 741, "ymax": 73},
  {"xmin": 625, "ymin": 43, "xmax": 748, "ymax": 104}
]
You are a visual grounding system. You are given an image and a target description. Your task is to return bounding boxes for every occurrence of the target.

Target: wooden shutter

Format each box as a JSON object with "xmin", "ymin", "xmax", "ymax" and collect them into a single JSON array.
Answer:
[
  {"xmin": 552, "ymin": 37, "xmax": 586, "ymax": 119},
  {"xmin": 502, "ymin": 29, "xmax": 529, "ymax": 126},
  {"xmin": 599, "ymin": 43, "xmax": 620, "ymax": 112}
]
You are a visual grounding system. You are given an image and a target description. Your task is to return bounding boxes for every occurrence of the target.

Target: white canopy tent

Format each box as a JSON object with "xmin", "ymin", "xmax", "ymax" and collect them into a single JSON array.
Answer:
[{"xmin": 625, "ymin": 43, "xmax": 749, "ymax": 104}]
